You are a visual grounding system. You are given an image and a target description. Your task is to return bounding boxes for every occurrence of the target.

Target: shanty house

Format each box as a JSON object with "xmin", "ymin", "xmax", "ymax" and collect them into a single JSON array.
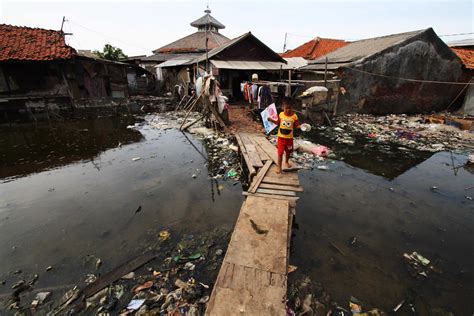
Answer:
[
  {"xmin": 301, "ymin": 28, "xmax": 466, "ymax": 114},
  {"xmin": 0, "ymin": 24, "xmax": 152, "ymax": 120},
  {"xmin": 159, "ymin": 32, "xmax": 307, "ymax": 100},
  {"xmin": 448, "ymin": 39, "xmax": 474, "ymax": 115}
]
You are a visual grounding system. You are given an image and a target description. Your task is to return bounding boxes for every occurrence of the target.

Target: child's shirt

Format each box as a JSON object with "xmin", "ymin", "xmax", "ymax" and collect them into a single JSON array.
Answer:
[{"xmin": 277, "ymin": 112, "xmax": 300, "ymax": 139}]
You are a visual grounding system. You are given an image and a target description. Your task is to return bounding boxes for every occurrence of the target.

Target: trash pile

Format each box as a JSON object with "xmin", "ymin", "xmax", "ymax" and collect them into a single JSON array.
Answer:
[
  {"xmin": 4, "ymin": 229, "xmax": 230, "ymax": 315},
  {"xmin": 319, "ymin": 114, "xmax": 474, "ymax": 152},
  {"xmin": 287, "ymin": 276, "xmax": 385, "ymax": 316},
  {"xmin": 268, "ymin": 135, "xmax": 336, "ymax": 171}
]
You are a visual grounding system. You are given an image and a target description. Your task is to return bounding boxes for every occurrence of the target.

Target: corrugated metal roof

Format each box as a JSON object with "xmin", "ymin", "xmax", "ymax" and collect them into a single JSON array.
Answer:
[
  {"xmin": 447, "ymin": 38, "xmax": 474, "ymax": 47},
  {"xmin": 302, "ymin": 28, "xmax": 429, "ymax": 70},
  {"xmin": 156, "ymin": 57, "xmax": 195, "ymax": 68},
  {"xmin": 210, "ymin": 58, "xmax": 306, "ymax": 70}
]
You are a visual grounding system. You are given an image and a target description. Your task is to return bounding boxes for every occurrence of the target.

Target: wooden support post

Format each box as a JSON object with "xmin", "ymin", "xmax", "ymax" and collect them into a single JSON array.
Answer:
[
  {"xmin": 179, "ymin": 92, "xmax": 203, "ymax": 130},
  {"xmin": 288, "ymin": 69, "xmax": 292, "ymax": 96},
  {"xmin": 333, "ymin": 81, "xmax": 339, "ymax": 116},
  {"xmin": 324, "ymin": 57, "xmax": 328, "ymax": 87}
]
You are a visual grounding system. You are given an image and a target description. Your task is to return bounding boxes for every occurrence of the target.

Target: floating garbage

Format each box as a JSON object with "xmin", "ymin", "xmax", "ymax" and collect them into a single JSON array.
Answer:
[
  {"xmin": 31, "ymin": 291, "xmax": 51, "ymax": 308},
  {"xmin": 127, "ymin": 299, "xmax": 145, "ymax": 311},
  {"xmin": 403, "ymin": 251, "xmax": 437, "ymax": 278},
  {"xmin": 159, "ymin": 230, "xmax": 170, "ymax": 241},
  {"xmin": 132, "ymin": 157, "xmax": 141, "ymax": 161}
]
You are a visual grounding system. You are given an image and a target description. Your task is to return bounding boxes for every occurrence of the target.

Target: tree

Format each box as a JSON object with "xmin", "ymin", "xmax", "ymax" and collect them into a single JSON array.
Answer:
[{"xmin": 94, "ymin": 44, "xmax": 128, "ymax": 61}]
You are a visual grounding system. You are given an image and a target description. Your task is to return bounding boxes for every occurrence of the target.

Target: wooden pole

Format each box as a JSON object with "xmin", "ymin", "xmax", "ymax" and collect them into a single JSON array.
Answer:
[
  {"xmin": 333, "ymin": 81, "xmax": 340, "ymax": 116},
  {"xmin": 179, "ymin": 91, "xmax": 203, "ymax": 130},
  {"xmin": 288, "ymin": 69, "xmax": 292, "ymax": 96},
  {"xmin": 324, "ymin": 57, "xmax": 328, "ymax": 87}
]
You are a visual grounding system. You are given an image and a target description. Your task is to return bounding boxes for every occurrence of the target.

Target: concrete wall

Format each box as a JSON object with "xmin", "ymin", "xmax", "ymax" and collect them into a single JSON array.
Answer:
[{"xmin": 337, "ymin": 29, "xmax": 466, "ymax": 114}]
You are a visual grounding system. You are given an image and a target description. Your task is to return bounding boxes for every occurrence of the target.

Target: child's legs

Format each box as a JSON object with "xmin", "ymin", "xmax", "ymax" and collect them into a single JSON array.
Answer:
[
  {"xmin": 277, "ymin": 137, "xmax": 285, "ymax": 171},
  {"xmin": 285, "ymin": 139, "xmax": 294, "ymax": 164}
]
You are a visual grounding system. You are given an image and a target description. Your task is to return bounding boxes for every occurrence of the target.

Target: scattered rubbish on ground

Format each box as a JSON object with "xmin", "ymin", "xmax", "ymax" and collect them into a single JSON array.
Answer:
[
  {"xmin": 12, "ymin": 228, "xmax": 231, "ymax": 314},
  {"xmin": 317, "ymin": 113, "xmax": 474, "ymax": 152}
]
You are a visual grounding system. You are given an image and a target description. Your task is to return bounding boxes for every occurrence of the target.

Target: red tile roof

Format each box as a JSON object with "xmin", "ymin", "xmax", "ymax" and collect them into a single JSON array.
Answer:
[
  {"xmin": 451, "ymin": 47, "xmax": 474, "ymax": 69},
  {"xmin": 0, "ymin": 24, "xmax": 75, "ymax": 61},
  {"xmin": 282, "ymin": 37, "xmax": 348, "ymax": 60}
]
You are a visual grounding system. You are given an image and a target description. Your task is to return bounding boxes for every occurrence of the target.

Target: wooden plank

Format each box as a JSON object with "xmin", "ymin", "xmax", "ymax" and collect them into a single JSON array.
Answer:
[
  {"xmin": 81, "ymin": 251, "xmax": 157, "ymax": 299},
  {"xmin": 248, "ymin": 160, "xmax": 273, "ymax": 194},
  {"xmin": 268, "ymin": 165, "xmax": 299, "ymax": 181},
  {"xmin": 253, "ymin": 141, "xmax": 271, "ymax": 162},
  {"xmin": 259, "ymin": 183, "xmax": 304, "ymax": 192},
  {"xmin": 242, "ymin": 192, "xmax": 298, "ymax": 207},
  {"xmin": 240, "ymin": 134, "xmax": 263, "ymax": 168},
  {"xmin": 262, "ymin": 177, "xmax": 300, "ymax": 187},
  {"xmin": 236, "ymin": 134, "xmax": 256, "ymax": 177},
  {"xmin": 256, "ymin": 188, "xmax": 297, "ymax": 197},
  {"xmin": 206, "ymin": 263, "xmax": 286, "ymax": 316},
  {"xmin": 252, "ymin": 136, "xmax": 279, "ymax": 165},
  {"xmin": 224, "ymin": 196, "xmax": 289, "ymax": 274}
]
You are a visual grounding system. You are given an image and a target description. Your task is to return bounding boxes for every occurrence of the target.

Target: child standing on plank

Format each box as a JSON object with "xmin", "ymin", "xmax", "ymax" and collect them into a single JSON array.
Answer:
[{"xmin": 267, "ymin": 97, "xmax": 300, "ymax": 174}]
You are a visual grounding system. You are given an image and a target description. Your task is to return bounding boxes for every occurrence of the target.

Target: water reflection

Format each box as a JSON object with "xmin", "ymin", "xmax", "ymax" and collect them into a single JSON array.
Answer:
[
  {"xmin": 292, "ymin": 152, "xmax": 473, "ymax": 314},
  {"xmin": 306, "ymin": 131, "xmax": 434, "ymax": 179},
  {"xmin": 0, "ymin": 122, "xmax": 242, "ymax": 305},
  {"xmin": 0, "ymin": 117, "xmax": 143, "ymax": 181}
]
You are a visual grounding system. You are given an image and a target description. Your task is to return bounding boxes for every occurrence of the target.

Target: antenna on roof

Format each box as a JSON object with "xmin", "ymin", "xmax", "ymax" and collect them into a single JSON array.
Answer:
[
  {"xmin": 60, "ymin": 16, "xmax": 66, "ymax": 32},
  {"xmin": 205, "ymin": 4, "xmax": 211, "ymax": 14},
  {"xmin": 283, "ymin": 32, "xmax": 287, "ymax": 52}
]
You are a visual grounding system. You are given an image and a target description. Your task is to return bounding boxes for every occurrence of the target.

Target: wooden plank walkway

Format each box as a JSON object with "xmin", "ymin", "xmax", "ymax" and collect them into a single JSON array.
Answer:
[{"xmin": 206, "ymin": 133, "xmax": 301, "ymax": 315}]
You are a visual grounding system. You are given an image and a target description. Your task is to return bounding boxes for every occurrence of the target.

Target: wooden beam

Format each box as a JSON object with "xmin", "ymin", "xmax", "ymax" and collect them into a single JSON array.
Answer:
[
  {"xmin": 259, "ymin": 183, "xmax": 304, "ymax": 192},
  {"xmin": 248, "ymin": 160, "xmax": 273, "ymax": 193},
  {"xmin": 262, "ymin": 177, "xmax": 300, "ymax": 187},
  {"xmin": 256, "ymin": 188, "xmax": 296, "ymax": 197}
]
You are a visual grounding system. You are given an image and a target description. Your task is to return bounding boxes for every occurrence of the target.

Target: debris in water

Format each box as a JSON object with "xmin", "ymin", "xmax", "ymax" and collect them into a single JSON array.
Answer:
[
  {"xmin": 127, "ymin": 299, "xmax": 145, "ymax": 311},
  {"xmin": 46, "ymin": 266, "xmax": 53, "ymax": 271},
  {"xmin": 317, "ymin": 165, "xmax": 329, "ymax": 170},
  {"xmin": 159, "ymin": 230, "xmax": 170, "ymax": 241},
  {"xmin": 393, "ymin": 299, "xmax": 405, "ymax": 312},
  {"xmin": 132, "ymin": 157, "xmax": 141, "ymax": 161},
  {"xmin": 133, "ymin": 280, "xmax": 154, "ymax": 293},
  {"xmin": 31, "ymin": 292, "xmax": 51, "ymax": 308},
  {"xmin": 135, "ymin": 205, "xmax": 142, "ymax": 214}
]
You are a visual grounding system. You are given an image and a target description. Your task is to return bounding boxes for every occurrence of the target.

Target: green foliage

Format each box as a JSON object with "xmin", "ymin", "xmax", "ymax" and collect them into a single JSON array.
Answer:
[{"xmin": 94, "ymin": 44, "xmax": 127, "ymax": 61}]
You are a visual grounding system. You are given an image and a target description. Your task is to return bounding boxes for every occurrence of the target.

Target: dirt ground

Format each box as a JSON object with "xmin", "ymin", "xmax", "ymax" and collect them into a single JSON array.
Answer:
[{"xmin": 227, "ymin": 105, "xmax": 265, "ymax": 134}]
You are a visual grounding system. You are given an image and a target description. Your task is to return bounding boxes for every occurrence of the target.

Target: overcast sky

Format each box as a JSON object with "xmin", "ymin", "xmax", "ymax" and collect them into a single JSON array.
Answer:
[{"xmin": 0, "ymin": 0, "xmax": 472, "ymax": 56}]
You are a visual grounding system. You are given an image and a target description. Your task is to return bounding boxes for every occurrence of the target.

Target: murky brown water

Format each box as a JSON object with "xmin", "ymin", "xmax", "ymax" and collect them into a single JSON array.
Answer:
[
  {"xmin": 0, "ymin": 117, "xmax": 243, "ymax": 308},
  {"xmin": 0, "ymin": 116, "xmax": 472, "ymax": 314}
]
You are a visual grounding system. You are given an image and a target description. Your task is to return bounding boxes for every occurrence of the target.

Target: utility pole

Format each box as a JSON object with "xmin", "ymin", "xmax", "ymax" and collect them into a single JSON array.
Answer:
[{"xmin": 283, "ymin": 32, "xmax": 287, "ymax": 53}]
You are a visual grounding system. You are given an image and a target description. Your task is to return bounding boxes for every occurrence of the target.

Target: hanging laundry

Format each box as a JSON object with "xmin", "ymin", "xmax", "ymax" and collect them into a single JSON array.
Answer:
[
  {"xmin": 260, "ymin": 85, "xmax": 273, "ymax": 109},
  {"xmin": 251, "ymin": 84, "xmax": 259, "ymax": 101},
  {"xmin": 243, "ymin": 83, "xmax": 249, "ymax": 101}
]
